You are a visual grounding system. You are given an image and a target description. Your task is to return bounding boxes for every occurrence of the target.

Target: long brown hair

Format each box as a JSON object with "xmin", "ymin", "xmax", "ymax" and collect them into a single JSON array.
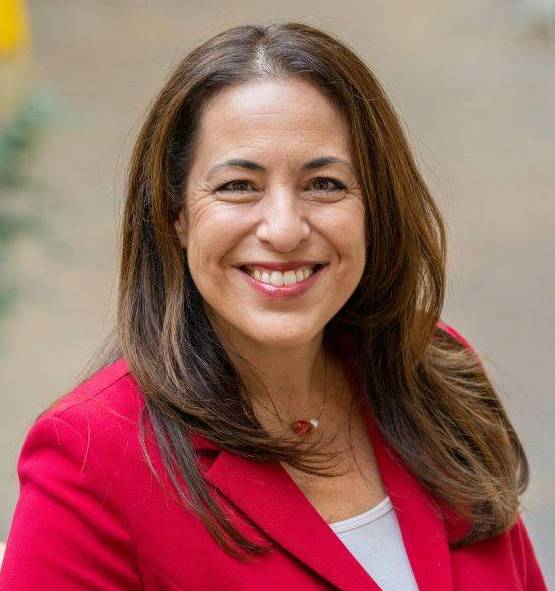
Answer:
[{"xmin": 84, "ymin": 22, "xmax": 528, "ymax": 557}]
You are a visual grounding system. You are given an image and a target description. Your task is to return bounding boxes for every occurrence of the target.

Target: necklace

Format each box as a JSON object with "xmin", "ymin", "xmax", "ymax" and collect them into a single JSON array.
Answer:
[{"xmin": 291, "ymin": 346, "xmax": 327, "ymax": 436}]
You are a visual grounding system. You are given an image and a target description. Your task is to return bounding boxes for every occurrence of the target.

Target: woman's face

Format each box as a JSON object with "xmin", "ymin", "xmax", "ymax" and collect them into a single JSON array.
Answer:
[{"xmin": 175, "ymin": 78, "xmax": 366, "ymax": 351}]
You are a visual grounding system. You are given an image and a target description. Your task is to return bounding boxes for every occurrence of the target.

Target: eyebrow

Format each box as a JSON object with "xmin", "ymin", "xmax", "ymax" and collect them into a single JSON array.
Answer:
[{"xmin": 206, "ymin": 156, "xmax": 352, "ymax": 179}]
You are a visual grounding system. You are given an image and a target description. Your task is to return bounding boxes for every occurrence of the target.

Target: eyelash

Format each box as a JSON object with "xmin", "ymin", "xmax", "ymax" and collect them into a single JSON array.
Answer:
[{"xmin": 215, "ymin": 177, "xmax": 347, "ymax": 194}]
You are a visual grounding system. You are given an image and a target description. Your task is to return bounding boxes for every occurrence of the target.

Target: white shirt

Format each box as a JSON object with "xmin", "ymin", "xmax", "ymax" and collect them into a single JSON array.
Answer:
[{"xmin": 329, "ymin": 496, "xmax": 420, "ymax": 590}]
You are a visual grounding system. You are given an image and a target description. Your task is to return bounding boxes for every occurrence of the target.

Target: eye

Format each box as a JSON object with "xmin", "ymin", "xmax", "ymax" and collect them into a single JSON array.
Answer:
[
  {"xmin": 308, "ymin": 177, "xmax": 346, "ymax": 192},
  {"xmin": 215, "ymin": 180, "xmax": 256, "ymax": 193}
]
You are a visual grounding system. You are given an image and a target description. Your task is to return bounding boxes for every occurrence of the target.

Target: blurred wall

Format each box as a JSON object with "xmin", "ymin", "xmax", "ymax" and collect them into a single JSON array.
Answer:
[{"xmin": 1, "ymin": 0, "xmax": 553, "ymax": 583}]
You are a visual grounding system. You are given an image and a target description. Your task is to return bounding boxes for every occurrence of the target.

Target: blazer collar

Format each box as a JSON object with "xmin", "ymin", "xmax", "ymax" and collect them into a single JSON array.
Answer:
[{"xmin": 191, "ymin": 402, "xmax": 466, "ymax": 591}]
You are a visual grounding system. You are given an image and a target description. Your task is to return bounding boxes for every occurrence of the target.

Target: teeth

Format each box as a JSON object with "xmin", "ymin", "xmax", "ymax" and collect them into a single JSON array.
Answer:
[
  {"xmin": 246, "ymin": 265, "xmax": 317, "ymax": 286},
  {"xmin": 283, "ymin": 271, "xmax": 297, "ymax": 285},
  {"xmin": 270, "ymin": 271, "xmax": 283, "ymax": 286}
]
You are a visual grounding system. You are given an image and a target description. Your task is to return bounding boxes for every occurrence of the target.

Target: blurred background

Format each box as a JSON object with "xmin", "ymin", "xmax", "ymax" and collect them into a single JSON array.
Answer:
[{"xmin": 0, "ymin": 0, "xmax": 553, "ymax": 582}]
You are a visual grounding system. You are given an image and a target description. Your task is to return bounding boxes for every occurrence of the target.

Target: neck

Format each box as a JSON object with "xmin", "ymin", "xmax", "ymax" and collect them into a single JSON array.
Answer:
[{"xmin": 213, "ymin": 327, "xmax": 340, "ymax": 427}]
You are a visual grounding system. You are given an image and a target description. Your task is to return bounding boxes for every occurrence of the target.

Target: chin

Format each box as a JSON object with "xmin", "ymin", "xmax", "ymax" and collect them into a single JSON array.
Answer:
[
  {"xmin": 241, "ymin": 323, "xmax": 323, "ymax": 350},
  {"xmin": 255, "ymin": 335, "xmax": 315, "ymax": 349},
  {"xmin": 206, "ymin": 305, "xmax": 325, "ymax": 351}
]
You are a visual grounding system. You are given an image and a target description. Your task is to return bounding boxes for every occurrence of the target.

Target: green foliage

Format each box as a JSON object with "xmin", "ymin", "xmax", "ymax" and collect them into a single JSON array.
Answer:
[
  {"xmin": 0, "ymin": 93, "xmax": 54, "ymax": 186},
  {"xmin": 0, "ymin": 93, "xmax": 55, "ymax": 319}
]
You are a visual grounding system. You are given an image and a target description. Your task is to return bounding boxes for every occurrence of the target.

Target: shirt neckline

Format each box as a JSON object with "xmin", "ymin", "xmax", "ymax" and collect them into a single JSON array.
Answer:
[{"xmin": 328, "ymin": 496, "xmax": 393, "ymax": 533}]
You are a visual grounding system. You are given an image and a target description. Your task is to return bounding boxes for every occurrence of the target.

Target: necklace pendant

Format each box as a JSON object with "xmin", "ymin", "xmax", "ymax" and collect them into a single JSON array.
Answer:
[
  {"xmin": 308, "ymin": 418, "xmax": 320, "ymax": 429},
  {"xmin": 292, "ymin": 418, "xmax": 320, "ymax": 435}
]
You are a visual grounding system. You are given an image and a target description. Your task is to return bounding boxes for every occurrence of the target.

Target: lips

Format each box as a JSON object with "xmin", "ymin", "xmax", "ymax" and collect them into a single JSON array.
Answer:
[
  {"xmin": 237, "ymin": 261, "xmax": 325, "ymax": 298},
  {"xmin": 235, "ymin": 261, "xmax": 327, "ymax": 272},
  {"xmin": 237, "ymin": 264, "xmax": 327, "ymax": 288}
]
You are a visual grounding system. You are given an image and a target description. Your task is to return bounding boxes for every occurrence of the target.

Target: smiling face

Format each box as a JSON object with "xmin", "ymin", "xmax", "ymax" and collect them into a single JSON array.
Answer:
[{"xmin": 174, "ymin": 78, "xmax": 366, "ymax": 353}]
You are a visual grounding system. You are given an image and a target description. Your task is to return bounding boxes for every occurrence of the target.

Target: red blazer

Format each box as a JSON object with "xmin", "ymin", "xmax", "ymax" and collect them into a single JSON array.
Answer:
[{"xmin": 0, "ymin": 324, "xmax": 548, "ymax": 590}]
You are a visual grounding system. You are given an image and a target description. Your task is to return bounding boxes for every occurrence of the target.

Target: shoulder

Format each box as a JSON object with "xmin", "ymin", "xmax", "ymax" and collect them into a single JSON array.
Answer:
[
  {"xmin": 435, "ymin": 320, "xmax": 483, "ymax": 368},
  {"xmin": 36, "ymin": 357, "xmax": 147, "ymax": 448},
  {"xmin": 20, "ymin": 358, "xmax": 151, "ymax": 484},
  {"xmin": 507, "ymin": 517, "xmax": 548, "ymax": 589},
  {"xmin": 44, "ymin": 357, "xmax": 143, "ymax": 422},
  {"xmin": 4, "ymin": 360, "xmax": 148, "ymax": 588},
  {"xmin": 436, "ymin": 320, "xmax": 475, "ymax": 351}
]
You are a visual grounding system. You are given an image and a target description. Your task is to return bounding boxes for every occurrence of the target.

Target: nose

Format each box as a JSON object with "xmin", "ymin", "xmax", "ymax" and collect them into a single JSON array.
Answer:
[{"xmin": 255, "ymin": 188, "xmax": 310, "ymax": 252}]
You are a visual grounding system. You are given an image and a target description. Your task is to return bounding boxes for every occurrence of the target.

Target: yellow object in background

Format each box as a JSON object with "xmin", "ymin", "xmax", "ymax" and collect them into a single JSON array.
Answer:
[
  {"xmin": 0, "ymin": 0, "xmax": 31, "ymax": 126},
  {"xmin": 0, "ymin": 0, "xmax": 29, "ymax": 54}
]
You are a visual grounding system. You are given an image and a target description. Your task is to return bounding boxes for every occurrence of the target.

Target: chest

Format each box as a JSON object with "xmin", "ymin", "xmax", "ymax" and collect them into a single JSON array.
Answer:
[
  {"xmin": 104, "ymin": 404, "xmax": 533, "ymax": 591},
  {"xmin": 123, "ymin": 450, "xmax": 528, "ymax": 591},
  {"xmin": 281, "ymin": 404, "xmax": 388, "ymax": 523}
]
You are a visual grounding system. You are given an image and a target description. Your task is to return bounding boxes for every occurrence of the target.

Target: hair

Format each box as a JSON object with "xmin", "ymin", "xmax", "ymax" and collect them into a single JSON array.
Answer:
[{"xmin": 80, "ymin": 22, "xmax": 528, "ymax": 558}]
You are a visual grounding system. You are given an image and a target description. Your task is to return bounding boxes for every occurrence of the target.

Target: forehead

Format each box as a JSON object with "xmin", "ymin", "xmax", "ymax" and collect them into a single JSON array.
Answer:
[{"xmin": 193, "ymin": 78, "xmax": 352, "ymax": 164}]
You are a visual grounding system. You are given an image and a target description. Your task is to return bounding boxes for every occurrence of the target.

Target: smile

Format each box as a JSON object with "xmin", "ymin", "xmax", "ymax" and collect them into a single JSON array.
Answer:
[
  {"xmin": 236, "ymin": 263, "xmax": 326, "ymax": 299},
  {"xmin": 241, "ymin": 264, "xmax": 323, "ymax": 287}
]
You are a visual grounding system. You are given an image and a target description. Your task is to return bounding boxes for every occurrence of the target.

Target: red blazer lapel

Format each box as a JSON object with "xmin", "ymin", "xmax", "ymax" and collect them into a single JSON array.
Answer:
[
  {"xmin": 204, "ymin": 448, "xmax": 382, "ymax": 590},
  {"xmin": 201, "ymin": 408, "xmax": 458, "ymax": 591},
  {"xmin": 363, "ymin": 402, "xmax": 455, "ymax": 591}
]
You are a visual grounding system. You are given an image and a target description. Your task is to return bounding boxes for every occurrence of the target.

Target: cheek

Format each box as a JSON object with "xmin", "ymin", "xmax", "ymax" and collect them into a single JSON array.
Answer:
[
  {"xmin": 316, "ymin": 201, "xmax": 366, "ymax": 266},
  {"xmin": 186, "ymin": 202, "xmax": 251, "ymax": 270},
  {"xmin": 342, "ymin": 202, "xmax": 366, "ymax": 260}
]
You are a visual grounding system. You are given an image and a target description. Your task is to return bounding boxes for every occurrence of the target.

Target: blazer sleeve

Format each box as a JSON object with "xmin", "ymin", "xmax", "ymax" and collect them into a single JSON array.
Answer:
[
  {"xmin": 510, "ymin": 517, "xmax": 549, "ymax": 591},
  {"xmin": 439, "ymin": 322, "xmax": 549, "ymax": 589},
  {"xmin": 0, "ymin": 413, "xmax": 142, "ymax": 590}
]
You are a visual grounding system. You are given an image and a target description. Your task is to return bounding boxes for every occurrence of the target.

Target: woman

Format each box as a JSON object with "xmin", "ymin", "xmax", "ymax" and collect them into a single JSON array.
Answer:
[{"xmin": 0, "ymin": 22, "xmax": 547, "ymax": 591}]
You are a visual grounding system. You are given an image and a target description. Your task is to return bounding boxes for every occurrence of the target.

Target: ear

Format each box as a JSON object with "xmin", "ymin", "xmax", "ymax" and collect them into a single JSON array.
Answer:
[{"xmin": 174, "ymin": 210, "xmax": 188, "ymax": 250}]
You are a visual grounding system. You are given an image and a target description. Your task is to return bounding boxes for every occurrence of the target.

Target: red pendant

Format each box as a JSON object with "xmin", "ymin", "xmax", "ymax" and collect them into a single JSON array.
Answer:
[{"xmin": 292, "ymin": 418, "xmax": 320, "ymax": 435}]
